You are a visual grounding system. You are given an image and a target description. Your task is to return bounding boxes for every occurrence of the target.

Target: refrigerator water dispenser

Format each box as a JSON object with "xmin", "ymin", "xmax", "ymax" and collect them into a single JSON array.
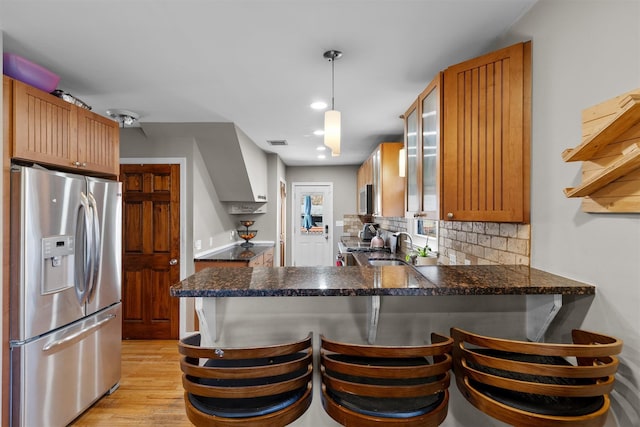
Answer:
[{"xmin": 41, "ymin": 235, "xmax": 75, "ymax": 294}]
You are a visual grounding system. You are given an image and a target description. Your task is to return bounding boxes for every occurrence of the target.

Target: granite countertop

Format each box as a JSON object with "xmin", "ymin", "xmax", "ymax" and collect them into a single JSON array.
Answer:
[
  {"xmin": 195, "ymin": 243, "xmax": 274, "ymax": 262},
  {"xmin": 170, "ymin": 264, "xmax": 595, "ymax": 298}
]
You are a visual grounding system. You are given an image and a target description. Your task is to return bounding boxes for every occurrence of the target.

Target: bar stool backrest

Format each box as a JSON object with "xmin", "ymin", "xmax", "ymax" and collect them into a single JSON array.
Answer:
[
  {"xmin": 450, "ymin": 327, "xmax": 623, "ymax": 427},
  {"xmin": 178, "ymin": 332, "xmax": 313, "ymax": 427},
  {"xmin": 320, "ymin": 333, "xmax": 453, "ymax": 427}
]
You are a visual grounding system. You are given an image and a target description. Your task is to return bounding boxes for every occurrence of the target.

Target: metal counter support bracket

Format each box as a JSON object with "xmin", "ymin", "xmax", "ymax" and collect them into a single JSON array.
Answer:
[
  {"xmin": 526, "ymin": 294, "xmax": 562, "ymax": 342},
  {"xmin": 195, "ymin": 297, "xmax": 218, "ymax": 346},
  {"xmin": 367, "ymin": 295, "xmax": 381, "ymax": 344}
]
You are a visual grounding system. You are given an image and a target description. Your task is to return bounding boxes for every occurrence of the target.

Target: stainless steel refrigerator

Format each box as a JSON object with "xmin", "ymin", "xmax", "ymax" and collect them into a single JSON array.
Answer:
[{"xmin": 9, "ymin": 165, "xmax": 122, "ymax": 427}]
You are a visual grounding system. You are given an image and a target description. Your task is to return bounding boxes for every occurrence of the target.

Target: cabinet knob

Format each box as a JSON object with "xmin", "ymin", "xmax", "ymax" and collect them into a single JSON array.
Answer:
[
  {"xmin": 81, "ymin": 162, "xmax": 87, "ymax": 167},
  {"xmin": 73, "ymin": 161, "xmax": 81, "ymax": 166},
  {"xmin": 169, "ymin": 258, "xmax": 178, "ymax": 266},
  {"xmin": 447, "ymin": 212, "xmax": 454, "ymax": 219}
]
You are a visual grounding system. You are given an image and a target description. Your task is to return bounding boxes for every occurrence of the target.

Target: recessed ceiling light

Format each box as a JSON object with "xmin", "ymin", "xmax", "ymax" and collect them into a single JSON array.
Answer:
[
  {"xmin": 310, "ymin": 101, "xmax": 328, "ymax": 110},
  {"xmin": 317, "ymin": 154, "xmax": 326, "ymax": 159},
  {"xmin": 313, "ymin": 129, "xmax": 324, "ymax": 136},
  {"xmin": 317, "ymin": 146, "xmax": 327, "ymax": 151}
]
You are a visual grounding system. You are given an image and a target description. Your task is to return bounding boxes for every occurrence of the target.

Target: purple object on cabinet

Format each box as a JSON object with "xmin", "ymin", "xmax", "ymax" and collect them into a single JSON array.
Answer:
[{"xmin": 3, "ymin": 53, "xmax": 60, "ymax": 92}]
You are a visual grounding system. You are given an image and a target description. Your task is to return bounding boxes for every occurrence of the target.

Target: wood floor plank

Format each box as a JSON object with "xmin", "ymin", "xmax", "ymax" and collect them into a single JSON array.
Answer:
[{"xmin": 70, "ymin": 340, "xmax": 192, "ymax": 426}]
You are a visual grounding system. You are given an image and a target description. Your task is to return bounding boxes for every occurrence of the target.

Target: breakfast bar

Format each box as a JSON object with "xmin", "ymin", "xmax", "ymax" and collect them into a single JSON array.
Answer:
[{"xmin": 170, "ymin": 265, "xmax": 595, "ymax": 345}]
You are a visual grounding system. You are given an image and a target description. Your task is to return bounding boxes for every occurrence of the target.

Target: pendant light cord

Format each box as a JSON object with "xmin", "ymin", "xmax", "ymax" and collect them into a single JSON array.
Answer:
[{"xmin": 331, "ymin": 57, "xmax": 335, "ymax": 110}]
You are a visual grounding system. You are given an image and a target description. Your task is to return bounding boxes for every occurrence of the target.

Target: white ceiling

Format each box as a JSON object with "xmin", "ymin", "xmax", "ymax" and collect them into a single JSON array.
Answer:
[{"xmin": 1, "ymin": 0, "xmax": 537, "ymax": 166}]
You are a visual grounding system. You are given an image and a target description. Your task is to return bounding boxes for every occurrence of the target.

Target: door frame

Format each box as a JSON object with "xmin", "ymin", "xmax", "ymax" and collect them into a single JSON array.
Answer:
[
  {"xmin": 120, "ymin": 157, "xmax": 188, "ymax": 337},
  {"xmin": 278, "ymin": 178, "xmax": 287, "ymax": 267},
  {"xmin": 291, "ymin": 182, "xmax": 334, "ymax": 266}
]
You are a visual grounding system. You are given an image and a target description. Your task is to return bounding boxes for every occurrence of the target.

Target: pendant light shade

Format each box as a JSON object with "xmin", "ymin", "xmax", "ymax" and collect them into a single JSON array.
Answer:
[
  {"xmin": 323, "ymin": 50, "xmax": 342, "ymax": 156},
  {"xmin": 324, "ymin": 109, "xmax": 341, "ymax": 156}
]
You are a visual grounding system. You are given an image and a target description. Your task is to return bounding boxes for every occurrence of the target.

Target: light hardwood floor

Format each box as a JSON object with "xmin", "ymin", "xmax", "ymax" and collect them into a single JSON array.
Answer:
[{"xmin": 70, "ymin": 340, "xmax": 192, "ymax": 426}]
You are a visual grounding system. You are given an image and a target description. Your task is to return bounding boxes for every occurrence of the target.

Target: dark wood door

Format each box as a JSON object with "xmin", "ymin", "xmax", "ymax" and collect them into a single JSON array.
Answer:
[{"xmin": 121, "ymin": 164, "xmax": 180, "ymax": 339}]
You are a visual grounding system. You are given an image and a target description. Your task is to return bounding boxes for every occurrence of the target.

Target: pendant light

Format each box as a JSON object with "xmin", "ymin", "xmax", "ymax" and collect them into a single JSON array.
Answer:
[{"xmin": 323, "ymin": 50, "xmax": 342, "ymax": 156}]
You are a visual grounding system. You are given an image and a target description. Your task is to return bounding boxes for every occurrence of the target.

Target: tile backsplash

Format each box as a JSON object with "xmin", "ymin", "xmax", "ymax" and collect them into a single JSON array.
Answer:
[
  {"xmin": 342, "ymin": 214, "xmax": 530, "ymax": 266},
  {"xmin": 439, "ymin": 221, "xmax": 530, "ymax": 266}
]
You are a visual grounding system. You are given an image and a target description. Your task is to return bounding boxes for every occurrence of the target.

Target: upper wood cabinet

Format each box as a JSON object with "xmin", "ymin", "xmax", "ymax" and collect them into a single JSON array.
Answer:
[
  {"xmin": 77, "ymin": 108, "xmax": 120, "ymax": 175},
  {"xmin": 403, "ymin": 74, "xmax": 443, "ymax": 219},
  {"xmin": 442, "ymin": 42, "xmax": 531, "ymax": 222},
  {"xmin": 5, "ymin": 76, "xmax": 119, "ymax": 176},
  {"xmin": 357, "ymin": 142, "xmax": 404, "ymax": 217},
  {"xmin": 404, "ymin": 99, "xmax": 420, "ymax": 213},
  {"xmin": 357, "ymin": 155, "xmax": 373, "ymax": 193}
]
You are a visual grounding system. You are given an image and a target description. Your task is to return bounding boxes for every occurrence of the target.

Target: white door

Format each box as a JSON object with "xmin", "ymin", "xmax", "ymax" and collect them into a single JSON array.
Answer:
[{"xmin": 292, "ymin": 183, "xmax": 333, "ymax": 266}]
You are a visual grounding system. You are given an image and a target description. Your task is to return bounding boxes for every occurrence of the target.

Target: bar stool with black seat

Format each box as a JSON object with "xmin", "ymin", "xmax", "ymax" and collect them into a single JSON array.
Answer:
[
  {"xmin": 320, "ymin": 333, "xmax": 453, "ymax": 426},
  {"xmin": 178, "ymin": 332, "xmax": 313, "ymax": 427},
  {"xmin": 450, "ymin": 327, "xmax": 623, "ymax": 427}
]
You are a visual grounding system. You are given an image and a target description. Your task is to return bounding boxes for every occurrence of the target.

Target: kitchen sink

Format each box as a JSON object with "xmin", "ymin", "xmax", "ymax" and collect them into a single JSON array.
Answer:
[{"xmin": 368, "ymin": 258, "xmax": 409, "ymax": 266}]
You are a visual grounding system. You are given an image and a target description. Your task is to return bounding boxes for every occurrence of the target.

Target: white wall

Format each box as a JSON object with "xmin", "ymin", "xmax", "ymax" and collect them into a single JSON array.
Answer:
[{"xmin": 499, "ymin": 0, "xmax": 640, "ymax": 425}]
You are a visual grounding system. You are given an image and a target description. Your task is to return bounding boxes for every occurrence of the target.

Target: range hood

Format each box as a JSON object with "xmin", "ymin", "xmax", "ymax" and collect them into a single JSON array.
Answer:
[{"xmin": 140, "ymin": 122, "xmax": 268, "ymax": 203}]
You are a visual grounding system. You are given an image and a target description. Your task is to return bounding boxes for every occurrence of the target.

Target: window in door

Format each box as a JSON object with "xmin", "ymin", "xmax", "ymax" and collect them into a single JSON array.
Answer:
[{"xmin": 300, "ymin": 194, "xmax": 325, "ymax": 234}]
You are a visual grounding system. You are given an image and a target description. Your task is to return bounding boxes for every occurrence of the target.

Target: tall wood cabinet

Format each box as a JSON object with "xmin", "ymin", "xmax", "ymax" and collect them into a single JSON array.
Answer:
[
  {"xmin": 402, "ymin": 41, "xmax": 531, "ymax": 223},
  {"xmin": 442, "ymin": 41, "xmax": 530, "ymax": 223},
  {"xmin": 5, "ymin": 76, "xmax": 119, "ymax": 176}
]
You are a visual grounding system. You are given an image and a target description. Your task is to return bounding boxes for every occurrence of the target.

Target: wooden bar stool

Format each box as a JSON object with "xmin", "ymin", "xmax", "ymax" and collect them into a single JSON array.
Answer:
[
  {"xmin": 178, "ymin": 332, "xmax": 313, "ymax": 427},
  {"xmin": 320, "ymin": 333, "xmax": 453, "ymax": 426},
  {"xmin": 450, "ymin": 327, "xmax": 623, "ymax": 427}
]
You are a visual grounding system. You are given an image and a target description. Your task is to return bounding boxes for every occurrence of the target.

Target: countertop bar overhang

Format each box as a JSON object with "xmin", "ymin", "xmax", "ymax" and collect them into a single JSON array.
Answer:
[
  {"xmin": 170, "ymin": 265, "xmax": 594, "ymax": 344},
  {"xmin": 170, "ymin": 265, "xmax": 595, "ymax": 298}
]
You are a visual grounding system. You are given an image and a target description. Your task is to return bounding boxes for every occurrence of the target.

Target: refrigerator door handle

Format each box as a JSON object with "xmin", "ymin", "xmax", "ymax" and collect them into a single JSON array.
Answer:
[
  {"xmin": 41, "ymin": 314, "xmax": 116, "ymax": 353},
  {"xmin": 75, "ymin": 192, "xmax": 94, "ymax": 305},
  {"xmin": 86, "ymin": 192, "xmax": 101, "ymax": 303}
]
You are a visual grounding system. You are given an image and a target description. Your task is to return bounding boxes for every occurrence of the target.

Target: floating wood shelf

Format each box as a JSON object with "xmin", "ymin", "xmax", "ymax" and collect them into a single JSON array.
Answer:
[
  {"xmin": 563, "ymin": 88, "xmax": 640, "ymax": 213},
  {"xmin": 564, "ymin": 143, "xmax": 640, "ymax": 197},
  {"xmin": 562, "ymin": 94, "xmax": 640, "ymax": 162}
]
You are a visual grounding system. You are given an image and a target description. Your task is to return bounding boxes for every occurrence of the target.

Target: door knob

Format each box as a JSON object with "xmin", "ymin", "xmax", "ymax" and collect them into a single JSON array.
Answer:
[{"xmin": 169, "ymin": 259, "xmax": 178, "ymax": 266}]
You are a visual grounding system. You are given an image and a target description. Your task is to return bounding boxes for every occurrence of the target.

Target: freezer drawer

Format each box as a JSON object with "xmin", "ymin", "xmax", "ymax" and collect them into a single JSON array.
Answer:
[{"xmin": 10, "ymin": 303, "xmax": 122, "ymax": 427}]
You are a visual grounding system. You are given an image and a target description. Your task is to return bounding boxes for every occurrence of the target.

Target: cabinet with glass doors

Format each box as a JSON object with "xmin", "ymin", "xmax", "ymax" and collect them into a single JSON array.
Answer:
[{"xmin": 403, "ymin": 73, "xmax": 442, "ymax": 220}]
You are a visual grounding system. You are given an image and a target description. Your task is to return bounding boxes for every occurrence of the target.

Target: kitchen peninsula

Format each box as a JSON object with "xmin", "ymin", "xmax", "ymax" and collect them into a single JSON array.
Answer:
[{"xmin": 171, "ymin": 264, "xmax": 594, "ymax": 345}]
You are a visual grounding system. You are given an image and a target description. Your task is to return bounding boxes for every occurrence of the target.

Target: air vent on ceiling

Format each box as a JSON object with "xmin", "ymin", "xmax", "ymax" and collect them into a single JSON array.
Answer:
[{"xmin": 267, "ymin": 139, "xmax": 288, "ymax": 146}]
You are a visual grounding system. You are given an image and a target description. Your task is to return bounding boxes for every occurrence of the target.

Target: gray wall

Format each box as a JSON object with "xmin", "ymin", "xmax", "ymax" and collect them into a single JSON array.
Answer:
[
  {"xmin": 498, "ymin": 1, "xmax": 640, "ymax": 425},
  {"xmin": 191, "ymin": 142, "xmax": 239, "ymax": 252},
  {"xmin": 285, "ymin": 165, "xmax": 358, "ymax": 265}
]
